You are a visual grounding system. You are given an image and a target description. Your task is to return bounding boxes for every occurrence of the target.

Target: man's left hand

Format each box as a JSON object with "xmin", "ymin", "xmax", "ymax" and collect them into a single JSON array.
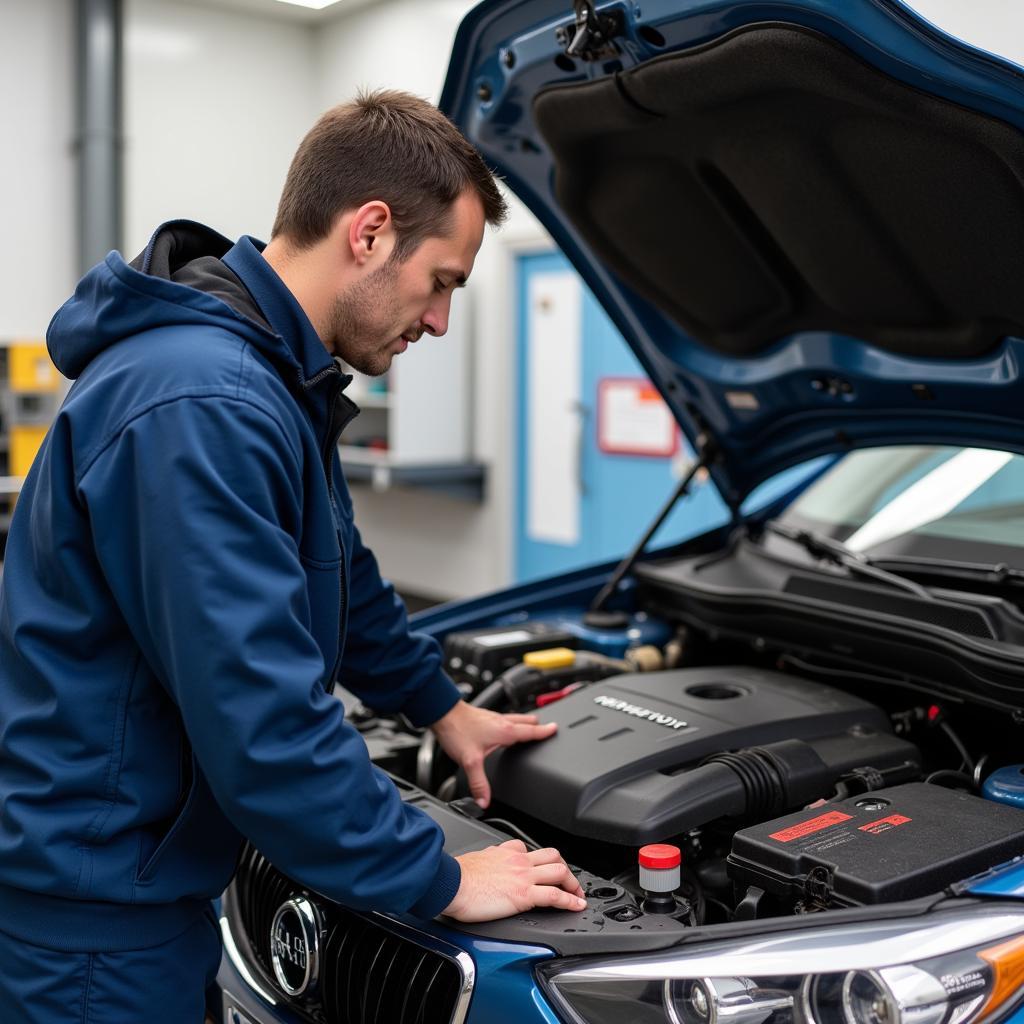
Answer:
[{"xmin": 430, "ymin": 700, "xmax": 557, "ymax": 809}]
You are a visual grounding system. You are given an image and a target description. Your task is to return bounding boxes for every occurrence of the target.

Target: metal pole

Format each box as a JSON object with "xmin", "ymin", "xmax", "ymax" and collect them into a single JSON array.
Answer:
[
  {"xmin": 76, "ymin": 0, "xmax": 123, "ymax": 274},
  {"xmin": 589, "ymin": 456, "xmax": 706, "ymax": 613}
]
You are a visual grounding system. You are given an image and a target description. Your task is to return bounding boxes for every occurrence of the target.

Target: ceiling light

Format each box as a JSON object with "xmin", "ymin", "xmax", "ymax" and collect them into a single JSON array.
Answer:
[{"xmin": 273, "ymin": 0, "xmax": 343, "ymax": 9}]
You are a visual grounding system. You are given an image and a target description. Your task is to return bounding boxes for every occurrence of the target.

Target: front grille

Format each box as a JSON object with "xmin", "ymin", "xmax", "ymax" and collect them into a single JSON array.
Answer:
[{"xmin": 232, "ymin": 844, "xmax": 465, "ymax": 1024}]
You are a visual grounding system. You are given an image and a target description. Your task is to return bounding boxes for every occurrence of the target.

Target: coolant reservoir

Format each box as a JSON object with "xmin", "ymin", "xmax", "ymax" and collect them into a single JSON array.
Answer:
[{"xmin": 984, "ymin": 766, "xmax": 1024, "ymax": 809}]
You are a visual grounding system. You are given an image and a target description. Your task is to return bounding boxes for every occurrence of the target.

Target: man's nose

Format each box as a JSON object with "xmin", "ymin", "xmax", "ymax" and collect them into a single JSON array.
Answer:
[{"xmin": 421, "ymin": 295, "xmax": 452, "ymax": 337}]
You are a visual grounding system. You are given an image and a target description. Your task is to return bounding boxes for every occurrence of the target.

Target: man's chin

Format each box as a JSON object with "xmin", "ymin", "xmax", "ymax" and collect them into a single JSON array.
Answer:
[{"xmin": 339, "ymin": 353, "xmax": 392, "ymax": 378}]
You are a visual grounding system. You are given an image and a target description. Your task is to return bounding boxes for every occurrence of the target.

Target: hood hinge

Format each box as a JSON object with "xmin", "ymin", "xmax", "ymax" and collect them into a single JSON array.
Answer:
[{"xmin": 555, "ymin": 1, "xmax": 624, "ymax": 62}]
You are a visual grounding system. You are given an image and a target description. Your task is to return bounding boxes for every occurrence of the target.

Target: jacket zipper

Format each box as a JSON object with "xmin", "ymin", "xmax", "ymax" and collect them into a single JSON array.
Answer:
[{"xmin": 319, "ymin": 372, "xmax": 359, "ymax": 690}]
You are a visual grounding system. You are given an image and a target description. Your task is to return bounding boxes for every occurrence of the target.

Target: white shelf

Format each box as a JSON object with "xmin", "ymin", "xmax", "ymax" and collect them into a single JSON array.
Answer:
[
  {"xmin": 337, "ymin": 445, "xmax": 391, "ymax": 466},
  {"xmin": 337, "ymin": 447, "xmax": 485, "ymax": 501}
]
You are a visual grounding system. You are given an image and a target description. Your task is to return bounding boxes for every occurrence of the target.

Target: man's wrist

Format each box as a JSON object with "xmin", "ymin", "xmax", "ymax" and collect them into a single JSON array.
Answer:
[
  {"xmin": 408, "ymin": 850, "xmax": 462, "ymax": 920},
  {"xmin": 429, "ymin": 697, "xmax": 469, "ymax": 735},
  {"xmin": 401, "ymin": 671, "xmax": 461, "ymax": 728}
]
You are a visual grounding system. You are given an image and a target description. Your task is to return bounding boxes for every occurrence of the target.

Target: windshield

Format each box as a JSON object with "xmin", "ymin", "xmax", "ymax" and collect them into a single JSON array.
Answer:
[{"xmin": 780, "ymin": 446, "xmax": 1024, "ymax": 568}]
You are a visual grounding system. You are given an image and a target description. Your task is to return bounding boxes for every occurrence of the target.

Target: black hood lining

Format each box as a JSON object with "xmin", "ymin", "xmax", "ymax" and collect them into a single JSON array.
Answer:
[
  {"xmin": 130, "ymin": 220, "xmax": 232, "ymax": 278},
  {"xmin": 130, "ymin": 221, "xmax": 273, "ymax": 335},
  {"xmin": 534, "ymin": 22, "xmax": 1024, "ymax": 358}
]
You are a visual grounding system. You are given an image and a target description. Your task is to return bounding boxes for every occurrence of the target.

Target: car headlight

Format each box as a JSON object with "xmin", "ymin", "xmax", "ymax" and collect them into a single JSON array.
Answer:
[{"xmin": 536, "ymin": 906, "xmax": 1024, "ymax": 1024}]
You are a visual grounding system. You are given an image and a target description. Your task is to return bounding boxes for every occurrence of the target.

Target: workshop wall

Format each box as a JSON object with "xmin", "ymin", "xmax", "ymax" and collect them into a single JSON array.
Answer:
[
  {"xmin": 909, "ymin": 0, "xmax": 1024, "ymax": 64},
  {"xmin": 315, "ymin": 0, "xmax": 474, "ymax": 107},
  {"xmin": 124, "ymin": 0, "xmax": 319, "ymax": 254},
  {"xmin": 0, "ymin": 0, "xmax": 75, "ymax": 338},
  {"xmin": 16, "ymin": 0, "xmax": 1017, "ymax": 601}
]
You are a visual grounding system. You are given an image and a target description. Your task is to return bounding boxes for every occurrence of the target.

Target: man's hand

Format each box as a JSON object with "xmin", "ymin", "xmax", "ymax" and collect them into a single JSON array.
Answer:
[
  {"xmin": 443, "ymin": 840, "xmax": 587, "ymax": 922},
  {"xmin": 430, "ymin": 700, "xmax": 557, "ymax": 809}
]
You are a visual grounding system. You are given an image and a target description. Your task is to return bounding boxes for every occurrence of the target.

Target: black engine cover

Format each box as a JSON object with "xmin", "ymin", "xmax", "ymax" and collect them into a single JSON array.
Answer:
[{"xmin": 486, "ymin": 667, "xmax": 919, "ymax": 844}]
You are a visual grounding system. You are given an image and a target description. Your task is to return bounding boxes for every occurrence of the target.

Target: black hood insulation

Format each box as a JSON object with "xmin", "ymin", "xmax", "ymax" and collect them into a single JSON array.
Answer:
[{"xmin": 535, "ymin": 23, "xmax": 1024, "ymax": 358}]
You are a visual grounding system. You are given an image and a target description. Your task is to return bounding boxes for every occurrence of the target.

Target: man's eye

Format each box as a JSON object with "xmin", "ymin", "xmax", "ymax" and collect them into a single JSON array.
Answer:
[{"xmin": 434, "ymin": 279, "xmax": 446, "ymax": 293}]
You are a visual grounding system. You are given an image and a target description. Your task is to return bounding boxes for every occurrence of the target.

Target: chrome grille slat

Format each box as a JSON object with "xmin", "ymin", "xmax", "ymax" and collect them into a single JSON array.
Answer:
[
  {"xmin": 398, "ymin": 950, "xmax": 430, "ymax": 1023},
  {"xmin": 345, "ymin": 916, "xmax": 371, "ymax": 1020},
  {"xmin": 416, "ymin": 960, "xmax": 446, "ymax": 1024},
  {"xmin": 370, "ymin": 941, "xmax": 402, "ymax": 1024},
  {"xmin": 230, "ymin": 845, "xmax": 466, "ymax": 1024},
  {"xmin": 362, "ymin": 932, "xmax": 388, "ymax": 1020}
]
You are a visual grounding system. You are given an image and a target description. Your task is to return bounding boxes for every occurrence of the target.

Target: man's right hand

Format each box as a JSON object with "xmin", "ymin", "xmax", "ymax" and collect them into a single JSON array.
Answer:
[{"xmin": 442, "ymin": 840, "xmax": 587, "ymax": 922}]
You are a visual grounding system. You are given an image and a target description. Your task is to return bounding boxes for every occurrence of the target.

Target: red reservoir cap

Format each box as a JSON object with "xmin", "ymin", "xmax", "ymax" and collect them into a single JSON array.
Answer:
[{"xmin": 639, "ymin": 844, "xmax": 681, "ymax": 870}]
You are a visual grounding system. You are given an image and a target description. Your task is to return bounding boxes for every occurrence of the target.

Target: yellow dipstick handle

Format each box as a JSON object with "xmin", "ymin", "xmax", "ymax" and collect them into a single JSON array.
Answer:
[{"xmin": 523, "ymin": 647, "xmax": 577, "ymax": 671}]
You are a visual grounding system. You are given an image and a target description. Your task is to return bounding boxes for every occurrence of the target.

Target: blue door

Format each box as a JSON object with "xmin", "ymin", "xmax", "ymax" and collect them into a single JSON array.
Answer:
[{"xmin": 515, "ymin": 252, "xmax": 730, "ymax": 584}]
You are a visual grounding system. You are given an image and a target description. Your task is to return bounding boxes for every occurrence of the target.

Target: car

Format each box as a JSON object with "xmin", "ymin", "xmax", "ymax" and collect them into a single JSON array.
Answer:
[{"xmin": 215, "ymin": 1, "xmax": 1024, "ymax": 1022}]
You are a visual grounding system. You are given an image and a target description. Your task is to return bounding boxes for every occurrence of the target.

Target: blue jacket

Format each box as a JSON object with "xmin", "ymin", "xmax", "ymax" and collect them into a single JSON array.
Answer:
[{"xmin": 0, "ymin": 222, "xmax": 463, "ymax": 952}]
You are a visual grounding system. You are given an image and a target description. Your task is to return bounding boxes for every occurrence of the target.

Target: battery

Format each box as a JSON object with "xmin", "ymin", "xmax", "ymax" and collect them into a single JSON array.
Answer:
[
  {"xmin": 728, "ymin": 782, "xmax": 1024, "ymax": 908},
  {"xmin": 443, "ymin": 623, "xmax": 579, "ymax": 688}
]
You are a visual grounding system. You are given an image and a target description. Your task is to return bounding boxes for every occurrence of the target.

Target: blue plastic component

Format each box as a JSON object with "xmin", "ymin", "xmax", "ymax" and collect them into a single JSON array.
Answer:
[
  {"xmin": 984, "ymin": 766, "xmax": 1024, "ymax": 810},
  {"xmin": 487, "ymin": 608, "xmax": 674, "ymax": 659},
  {"xmin": 967, "ymin": 858, "xmax": 1024, "ymax": 899},
  {"xmin": 550, "ymin": 612, "xmax": 674, "ymax": 659}
]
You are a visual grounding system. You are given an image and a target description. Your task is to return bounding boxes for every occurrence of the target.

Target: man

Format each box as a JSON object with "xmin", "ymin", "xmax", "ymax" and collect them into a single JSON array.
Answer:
[{"xmin": 0, "ymin": 91, "xmax": 586, "ymax": 1023}]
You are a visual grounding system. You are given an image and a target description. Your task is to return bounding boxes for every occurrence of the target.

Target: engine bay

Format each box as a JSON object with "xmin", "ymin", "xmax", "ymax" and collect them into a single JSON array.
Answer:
[{"xmin": 349, "ymin": 596, "xmax": 1024, "ymax": 950}]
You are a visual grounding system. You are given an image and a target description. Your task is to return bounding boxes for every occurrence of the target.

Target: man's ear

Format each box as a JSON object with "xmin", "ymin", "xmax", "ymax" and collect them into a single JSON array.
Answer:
[{"xmin": 348, "ymin": 200, "xmax": 396, "ymax": 267}]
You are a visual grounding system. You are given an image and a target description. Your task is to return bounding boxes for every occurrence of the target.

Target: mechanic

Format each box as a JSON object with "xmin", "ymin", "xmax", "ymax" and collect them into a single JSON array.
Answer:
[{"xmin": 0, "ymin": 90, "xmax": 586, "ymax": 1023}]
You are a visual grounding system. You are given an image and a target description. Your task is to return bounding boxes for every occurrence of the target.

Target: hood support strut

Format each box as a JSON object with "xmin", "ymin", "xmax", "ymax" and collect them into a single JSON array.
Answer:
[{"xmin": 589, "ymin": 434, "xmax": 718, "ymax": 613}]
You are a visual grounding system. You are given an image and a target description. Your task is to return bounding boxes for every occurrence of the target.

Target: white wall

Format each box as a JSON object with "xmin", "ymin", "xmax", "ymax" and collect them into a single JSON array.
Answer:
[
  {"xmin": 0, "ymin": 0, "xmax": 75, "ymax": 338},
  {"xmin": 314, "ymin": 0, "xmax": 475, "ymax": 112},
  {"xmin": 123, "ymin": 0, "xmax": 319, "ymax": 253},
  {"xmin": 907, "ymin": 1, "xmax": 1024, "ymax": 67}
]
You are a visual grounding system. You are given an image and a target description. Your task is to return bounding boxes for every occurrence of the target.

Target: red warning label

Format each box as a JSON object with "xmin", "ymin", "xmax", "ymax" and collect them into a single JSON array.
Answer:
[
  {"xmin": 858, "ymin": 814, "xmax": 912, "ymax": 834},
  {"xmin": 770, "ymin": 810, "xmax": 852, "ymax": 843}
]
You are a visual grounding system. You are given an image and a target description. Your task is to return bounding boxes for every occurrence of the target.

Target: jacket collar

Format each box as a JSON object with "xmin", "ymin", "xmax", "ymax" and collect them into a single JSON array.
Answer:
[{"xmin": 221, "ymin": 235, "xmax": 337, "ymax": 387}]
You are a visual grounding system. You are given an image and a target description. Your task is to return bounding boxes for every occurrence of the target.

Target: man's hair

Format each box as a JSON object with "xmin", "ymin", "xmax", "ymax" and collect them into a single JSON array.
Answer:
[{"xmin": 272, "ymin": 89, "xmax": 507, "ymax": 258}]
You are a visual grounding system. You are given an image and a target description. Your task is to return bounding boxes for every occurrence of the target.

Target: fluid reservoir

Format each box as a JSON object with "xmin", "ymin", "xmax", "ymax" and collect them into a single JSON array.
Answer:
[
  {"xmin": 983, "ymin": 766, "xmax": 1024, "ymax": 810},
  {"xmin": 550, "ymin": 610, "xmax": 672, "ymax": 658}
]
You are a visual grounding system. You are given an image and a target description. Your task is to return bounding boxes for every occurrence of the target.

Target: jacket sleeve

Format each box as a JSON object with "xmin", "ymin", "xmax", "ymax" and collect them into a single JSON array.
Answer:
[
  {"xmin": 336, "ymin": 513, "xmax": 462, "ymax": 728},
  {"xmin": 77, "ymin": 393, "xmax": 461, "ymax": 918}
]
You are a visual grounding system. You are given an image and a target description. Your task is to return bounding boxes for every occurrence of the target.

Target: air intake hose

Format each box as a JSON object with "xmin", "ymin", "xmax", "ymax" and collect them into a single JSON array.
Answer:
[{"xmin": 701, "ymin": 740, "xmax": 835, "ymax": 819}]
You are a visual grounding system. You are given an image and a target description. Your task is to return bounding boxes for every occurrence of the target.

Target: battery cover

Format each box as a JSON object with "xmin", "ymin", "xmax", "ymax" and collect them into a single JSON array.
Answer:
[{"xmin": 728, "ymin": 782, "xmax": 1024, "ymax": 906}]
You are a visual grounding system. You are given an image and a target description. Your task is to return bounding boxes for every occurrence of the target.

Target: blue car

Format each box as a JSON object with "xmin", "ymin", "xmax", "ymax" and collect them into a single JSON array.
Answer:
[{"xmin": 216, "ymin": 1, "xmax": 1024, "ymax": 1022}]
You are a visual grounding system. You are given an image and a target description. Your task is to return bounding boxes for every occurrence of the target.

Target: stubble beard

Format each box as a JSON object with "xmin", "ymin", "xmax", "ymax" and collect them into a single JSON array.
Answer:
[{"xmin": 327, "ymin": 257, "xmax": 402, "ymax": 377}]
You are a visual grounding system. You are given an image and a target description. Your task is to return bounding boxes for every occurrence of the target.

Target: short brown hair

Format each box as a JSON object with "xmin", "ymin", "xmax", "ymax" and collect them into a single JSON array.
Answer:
[{"xmin": 272, "ymin": 89, "xmax": 507, "ymax": 258}]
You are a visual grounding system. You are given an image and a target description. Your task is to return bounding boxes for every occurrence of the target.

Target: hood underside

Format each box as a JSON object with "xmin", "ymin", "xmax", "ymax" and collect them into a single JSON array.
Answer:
[{"xmin": 441, "ymin": 0, "xmax": 1024, "ymax": 505}]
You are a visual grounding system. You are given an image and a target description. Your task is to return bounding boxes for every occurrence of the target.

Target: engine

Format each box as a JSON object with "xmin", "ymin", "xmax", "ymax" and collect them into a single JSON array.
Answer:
[
  {"xmin": 346, "ymin": 615, "xmax": 1024, "ymax": 945},
  {"xmin": 485, "ymin": 666, "xmax": 919, "ymax": 845}
]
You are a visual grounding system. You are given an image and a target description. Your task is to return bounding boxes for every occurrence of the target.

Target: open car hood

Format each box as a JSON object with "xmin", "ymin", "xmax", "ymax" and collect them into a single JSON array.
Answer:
[{"xmin": 441, "ymin": 0, "xmax": 1024, "ymax": 506}]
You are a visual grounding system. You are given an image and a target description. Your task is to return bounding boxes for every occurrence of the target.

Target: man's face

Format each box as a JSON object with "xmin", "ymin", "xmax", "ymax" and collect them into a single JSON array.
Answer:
[{"xmin": 326, "ymin": 190, "xmax": 486, "ymax": 376}]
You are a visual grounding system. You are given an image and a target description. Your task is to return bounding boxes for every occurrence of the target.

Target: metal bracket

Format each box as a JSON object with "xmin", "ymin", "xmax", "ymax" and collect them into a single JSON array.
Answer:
[
  {"xmin": 803, "ymin": 865, "xmax": 835, "ymax": 909},
  {"xmin": 555, "ymin": 0, "xmax": 624, "ymax": 62}
]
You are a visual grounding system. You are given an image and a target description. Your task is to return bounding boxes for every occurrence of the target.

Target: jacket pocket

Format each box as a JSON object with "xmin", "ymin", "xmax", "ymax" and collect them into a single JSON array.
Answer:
[
  {"xmin": 135, "ymin": 747, "xmax": 199, "ymax": 883},
  {"xmin": 133, "ymin": 750, "xmax": 241, "ymax": 898}
]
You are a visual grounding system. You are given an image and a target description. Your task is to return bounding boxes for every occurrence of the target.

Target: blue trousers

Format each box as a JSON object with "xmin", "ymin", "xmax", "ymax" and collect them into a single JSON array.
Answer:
[{"xmin": 0, "ymin": 908, "xmax": 221, "ymax": 1023}]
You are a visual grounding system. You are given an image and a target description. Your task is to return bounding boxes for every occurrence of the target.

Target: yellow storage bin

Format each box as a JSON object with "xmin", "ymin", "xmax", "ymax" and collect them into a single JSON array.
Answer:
[
  {"xmin": 10, "ymin": 342, "xmax": 60, "ymax": 393},
  {"xmin": 10, "ymin": 425, "xmax": 48, "ymax": 477}
]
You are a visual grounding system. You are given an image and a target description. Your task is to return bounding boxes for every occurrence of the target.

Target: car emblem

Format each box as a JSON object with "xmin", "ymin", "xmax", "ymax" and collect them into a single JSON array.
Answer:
[{"xmin": 270, "ymin": 896, "xmax": 320, "ymax": 997}]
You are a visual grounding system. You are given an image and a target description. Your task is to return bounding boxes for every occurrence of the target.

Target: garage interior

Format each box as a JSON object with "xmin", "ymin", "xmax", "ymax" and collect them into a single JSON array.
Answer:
[{"xmin": 0, "ymin": 0, "xmax": 1012, "ymax": 605}]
